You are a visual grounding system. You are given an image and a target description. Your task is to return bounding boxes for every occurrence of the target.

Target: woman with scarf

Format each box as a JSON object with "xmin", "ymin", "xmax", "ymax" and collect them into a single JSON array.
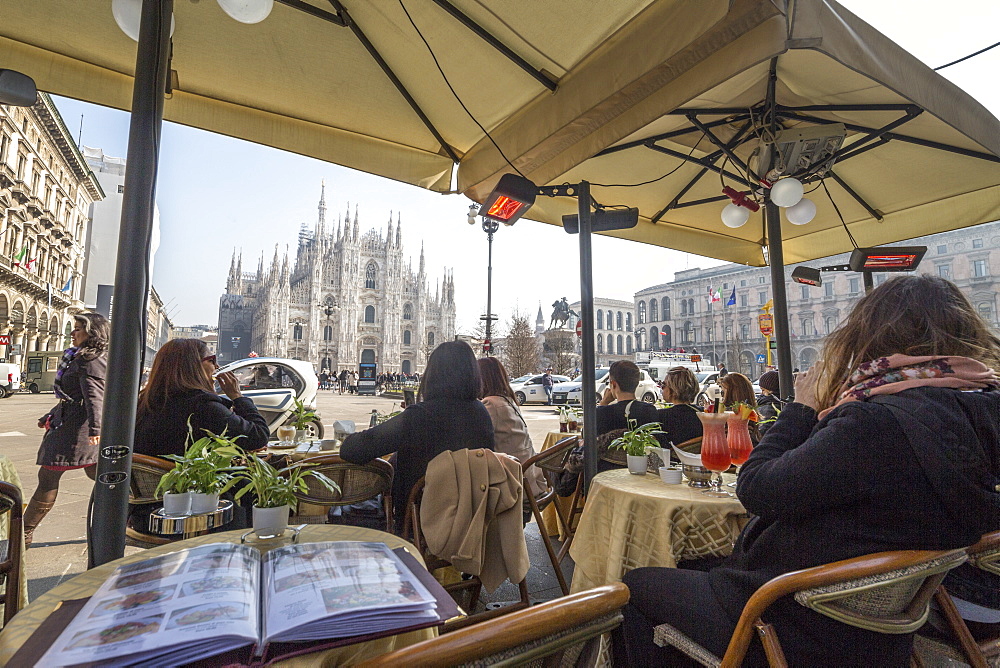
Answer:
[
  {"xmin": 616, "ymin": 275, "xmax": 1000, "ymax": 667},
  {"xmin": 24, "ymin": 312, "xmax": 109, "ymax": 546}
]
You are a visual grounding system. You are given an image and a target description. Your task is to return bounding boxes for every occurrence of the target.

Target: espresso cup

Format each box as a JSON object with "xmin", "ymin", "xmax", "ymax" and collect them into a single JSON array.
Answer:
[{"xmin": 659, "ymin": 466, "xmax": 683, "ymax": 484}]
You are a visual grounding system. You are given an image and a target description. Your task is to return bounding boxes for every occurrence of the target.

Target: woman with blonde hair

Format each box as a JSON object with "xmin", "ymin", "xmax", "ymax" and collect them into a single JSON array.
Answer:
[
  {"xmin": 617, "ymin": 275, "xmax": 1000, "ymax": 666},
  {"xmin": 655, "ymin": 366, "xmax": 702, "ymax": 446}
]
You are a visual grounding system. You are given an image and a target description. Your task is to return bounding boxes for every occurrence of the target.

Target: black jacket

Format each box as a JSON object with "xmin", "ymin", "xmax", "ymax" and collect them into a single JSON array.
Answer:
[
  {"xmin": 340, "ymin": 398, "xmax": 495, "ymax": 530},
  {"xmin": 654, "ymin": 403, "xmax": 702, "ymax": 446},
  {"xmin": 134, "ymin": 389, "xmax": 270, "ymax": 457},
  {"xmin": 37, "ymin": 351, "xmax": 107, "ymax": 467},
  {"xmin": 595, "ymin": 399, "xmax": 658, "ymax": 437},
  {"xmin": 710, "ymin": 387, "xmax": 1000, "ymax": 666},
  {"xmin": 755, "ymin": 394, "xmax": 783, "ymax": 437}
]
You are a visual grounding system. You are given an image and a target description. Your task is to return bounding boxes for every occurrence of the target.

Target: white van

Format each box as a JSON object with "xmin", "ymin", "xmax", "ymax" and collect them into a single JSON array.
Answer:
[
  {"xmin": 637, "ymin": 352, "xmax": 708, "ymax": 384},
  {"xmin": 0, "ymin": 362, "xmax": 21, "ymax": 398}
]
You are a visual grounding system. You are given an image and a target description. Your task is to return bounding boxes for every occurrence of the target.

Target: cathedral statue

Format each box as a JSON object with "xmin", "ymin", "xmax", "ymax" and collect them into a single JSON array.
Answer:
[
  {"xmin": 549, "ymin": 297, "xmax": 578, "ymax": 329},
  {"xmin": 218, "ymin": 183, "xmax": 456, "ymax": 375}
]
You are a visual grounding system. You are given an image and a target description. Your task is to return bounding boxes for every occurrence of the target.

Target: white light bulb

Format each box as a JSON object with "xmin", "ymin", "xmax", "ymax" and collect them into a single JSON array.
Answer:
[
  {"xmin": 467, "ymin": 205, "xmax": 478, "ymax": 225},
  {"xmin": 721, "ymin": 203, "xmax": 751, "ymax": 228},
  {"xmin": 112, "ymin": 0, "xmax": 175, "ymax": 41},
  {"xmin": 217, "ymin": 0, "xmax": 274, "ymax": 24},
  {"xmin": 786, "ymin": 197, "xmax": 817, "ymax": 225},
  {"xmin": 770, "ymin": 177, "xmax": 804, "ymax": 208}
]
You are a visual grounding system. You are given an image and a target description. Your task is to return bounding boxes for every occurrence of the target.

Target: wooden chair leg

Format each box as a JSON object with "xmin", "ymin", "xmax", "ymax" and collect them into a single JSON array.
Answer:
[
  {"xmin": 755, "ymin": 621, "xmax": 788, "ymax": 668},
  {"xmin": 934, "ymin": 586, "xmax": 989, "ymax": 668},
  {"xmin": 555, "ymin": 482, "xmax": 585, "ymax": 563},
  {"xmin": 529, "ymin": 492, "xmax": 569, "ymax": 595}
]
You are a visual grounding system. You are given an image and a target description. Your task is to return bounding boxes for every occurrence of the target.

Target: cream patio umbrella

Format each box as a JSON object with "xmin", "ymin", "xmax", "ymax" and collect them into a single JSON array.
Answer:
[
  {"xmin": 1, "ymin": 0, "xmax": 735, "ymax": 563},
  {"xmin": 458, "ymin": 0, "xmax": 1000, "ymax": 404}
]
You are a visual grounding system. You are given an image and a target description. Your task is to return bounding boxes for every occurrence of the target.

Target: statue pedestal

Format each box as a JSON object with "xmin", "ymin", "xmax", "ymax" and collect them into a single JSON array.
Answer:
[{"xmin": 542, "ymin": 328, "xmax": 579, "ymax": 374}]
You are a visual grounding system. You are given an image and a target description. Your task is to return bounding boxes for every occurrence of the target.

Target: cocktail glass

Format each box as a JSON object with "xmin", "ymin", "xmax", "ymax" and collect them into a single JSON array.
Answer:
[
  {"xmin": 697, "ymin": 411, "xmax": 733, "ymax": 497},
  {"xmin": 726, "ymin": 414, "xmax": 753, "ymax": 488}
]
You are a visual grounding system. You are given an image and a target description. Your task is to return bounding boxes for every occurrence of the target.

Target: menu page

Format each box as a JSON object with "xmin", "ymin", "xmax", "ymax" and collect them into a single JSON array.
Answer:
[
  {"xmin": 39, "ymin": 543, "xmax": 260, "ymax": 668},
  {"xmin": 261, "ymin": 541, "xmax": 438, "ymax": 643}
]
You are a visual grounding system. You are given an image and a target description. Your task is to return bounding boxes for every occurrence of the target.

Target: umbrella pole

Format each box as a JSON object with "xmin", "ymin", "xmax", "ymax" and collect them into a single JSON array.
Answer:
[
  {"xmin": 577, "ymin": 182, "xmax": 598, "ymax": 492},
  {"xmin": 764, "ymin": 199, "xmax": 794, "ymax": 401},
  {"xmin": 89, "ymin": 0, "xmax": 171, "ymax": 567}
]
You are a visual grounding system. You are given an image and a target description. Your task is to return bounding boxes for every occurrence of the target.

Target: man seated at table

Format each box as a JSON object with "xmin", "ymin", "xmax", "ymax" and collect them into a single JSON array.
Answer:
[{"xmin": 595, "ymin": 361, "xmax": 658, "ymax": 470}]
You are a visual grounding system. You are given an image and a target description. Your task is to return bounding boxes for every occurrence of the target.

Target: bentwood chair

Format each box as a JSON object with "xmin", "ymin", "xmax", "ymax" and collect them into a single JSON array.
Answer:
[
  {"xmin": 127, "ymin": 454, "xmax": 177, "ymax": 546},
  {"xmin": 916, "ymin": 530, "xmax": 1000, "ymax": 668},
  {"xmin": 289, "ymin": 454, "xmax": 394, "ymax": 532},
  {"xmin": 404, "ymin": 475, "xmax": 530, "ymax": 632},
  {"xmin": 523, "ymin": 435, "xmax": 587, "ymax": 595},
  {"xmin": 356, "ymin": 583, "xmax": 629, "ymax": 667},
  {"xmin": 0, "ymin": 481, "xmax": 24, "ymax": 625},
  {"xmin": 654, "ymin": 547, "xmax": 970, "ymax": 667}
]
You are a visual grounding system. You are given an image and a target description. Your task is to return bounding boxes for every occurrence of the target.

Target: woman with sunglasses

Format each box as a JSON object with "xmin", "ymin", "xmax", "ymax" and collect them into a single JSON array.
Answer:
[{"xmin": 134, "ymin": 338, "xmax": 269, "ymax": 457}]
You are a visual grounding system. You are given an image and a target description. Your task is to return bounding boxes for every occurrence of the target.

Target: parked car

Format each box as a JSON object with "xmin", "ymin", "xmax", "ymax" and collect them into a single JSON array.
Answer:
[
  {"xmin": 216, "ymin": 357, "xmax": 323, "ymax": 438},
  {"xmin": 0, "ymin": 362, "xmax": 20, "ymax": 398},
  {"xmin": 23, "ymin": 350, "xmax": 63, "ymax": 393},
  {"xmin": 695, "ymin": 371, "xmax": 723, "ymax": 406},
  {"xmin": 553, "ymin": 368, "xmax": 660, "ymax": 405},
  {"xmin": 509, "ymin": 373, "xmax": 570, "ymax": 405}
]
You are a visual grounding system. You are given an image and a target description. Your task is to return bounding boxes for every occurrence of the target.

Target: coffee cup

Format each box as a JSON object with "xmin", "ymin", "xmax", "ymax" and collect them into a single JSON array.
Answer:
[{"xmin": 659, "ymin": 466, "xmax": 683, "ymax": 484}]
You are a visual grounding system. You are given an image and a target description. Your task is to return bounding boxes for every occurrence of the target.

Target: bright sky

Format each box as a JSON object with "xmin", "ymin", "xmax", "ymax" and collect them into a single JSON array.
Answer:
[{"xmin": 50, "ymin": 0, "xmax": 1000, "ymax": 332}]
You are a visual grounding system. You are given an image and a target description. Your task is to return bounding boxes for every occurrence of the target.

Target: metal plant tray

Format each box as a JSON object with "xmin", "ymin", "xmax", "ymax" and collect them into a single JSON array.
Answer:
[{"xmin": 149, "ymin": 500, "xmax": 235, "ymax": 535}]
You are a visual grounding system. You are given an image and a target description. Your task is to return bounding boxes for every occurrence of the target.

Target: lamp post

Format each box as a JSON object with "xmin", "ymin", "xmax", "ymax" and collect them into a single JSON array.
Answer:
[
  {"xmin": 468, "ymin": 204, "xmax": 499, "ymax": 354},
  {"xmin": 319, "ymin": 301, "xmax": 339, "ymax": 371}
]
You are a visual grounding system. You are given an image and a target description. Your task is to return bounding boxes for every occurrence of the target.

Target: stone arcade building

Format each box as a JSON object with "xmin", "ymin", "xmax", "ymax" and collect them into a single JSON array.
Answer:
[{"xmin": 218, "ymin": 186, "xmax": 456, "ymax": 374}]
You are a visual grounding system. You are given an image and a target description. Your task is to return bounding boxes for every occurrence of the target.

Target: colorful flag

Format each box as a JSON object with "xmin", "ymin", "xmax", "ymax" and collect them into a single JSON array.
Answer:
[
  {"xmin": 61, "ymin": 277, "xmax": 73, "ymax": 293},
  {"xmin": 726, "ymin": 286, "xmax": 736, "ymax": 306},
  {"xmin": 25, "ymin": 257, "xmax": 37, "ymax": 273},
  {"xmin": 12, "ymin": 246, "xmax": 27, "ymax": 267},
  {"xmin": 712, "ymin": 288, "xmax": 722, "ymax": 303}
]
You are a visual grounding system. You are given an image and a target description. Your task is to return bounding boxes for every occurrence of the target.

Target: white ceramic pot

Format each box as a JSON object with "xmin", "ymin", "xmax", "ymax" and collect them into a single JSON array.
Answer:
[
  {"xmin": 189, "ymin": 492, "xmax": 220, "ymax": 514},
  {"xmin": 162, "ymin": 491, "xmax": 191, "ymax": 516},
  {"xmin": 253, "ymin": 505, "xmax": 290, "ymax": 536},
  {"xmin": 626, "ymin": 454, "xmax": 647, "ymax": 475}
]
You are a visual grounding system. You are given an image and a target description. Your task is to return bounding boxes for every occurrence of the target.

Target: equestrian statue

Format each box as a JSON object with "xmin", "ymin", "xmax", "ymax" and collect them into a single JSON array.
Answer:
[{"xmin": 549, "ymin": 297, "xmax": 579, "ymax": 330}]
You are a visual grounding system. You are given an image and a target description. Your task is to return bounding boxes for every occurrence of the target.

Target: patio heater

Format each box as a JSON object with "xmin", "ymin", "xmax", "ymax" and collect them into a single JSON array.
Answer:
[
  {"xmin": 792, "ymin": 246, "xmax": 927, "ymax": 292},
  {"xmin": 467, "ymin": 204, "xmax": 500, "ymax": 355}
]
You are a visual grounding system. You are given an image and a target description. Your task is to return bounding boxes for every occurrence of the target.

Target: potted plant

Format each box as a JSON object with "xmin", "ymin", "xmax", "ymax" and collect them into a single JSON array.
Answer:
[
  {"xmin": 234, "ymin": 454, "xmax": 339, "ymax": 536},
  {"xmin": 609, "ymin": 420, "xmax": 664, "ymax": 475},
  {"xmin": 289, "ymin": 398, "xmax": 317, "ymax": 442},
  {"xmin": 156, "ymin": 427, "xmax": 245, "ymax": 515}
]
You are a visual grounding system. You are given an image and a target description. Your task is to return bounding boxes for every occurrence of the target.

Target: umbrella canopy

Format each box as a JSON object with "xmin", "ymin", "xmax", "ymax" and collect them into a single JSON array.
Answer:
[
  {"xmin": 1, "ymin": 0, "xmax": 730, "ymax": 192},
  {"xmin": 461, "ymin": 0, "xmax": 1000, "ymax": 267}
]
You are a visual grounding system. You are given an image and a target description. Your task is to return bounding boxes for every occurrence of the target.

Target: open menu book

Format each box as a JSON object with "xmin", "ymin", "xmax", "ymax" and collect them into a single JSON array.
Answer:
[{"xmin": 38, "ymin": 541, "xmax": 453, "ymax": 668}]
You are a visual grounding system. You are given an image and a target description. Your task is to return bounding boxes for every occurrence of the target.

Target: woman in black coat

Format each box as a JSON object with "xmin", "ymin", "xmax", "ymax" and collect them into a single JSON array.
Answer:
[
  {"xmin": 616, "ymin": 275, "xmax": 1000, "ymax": 667},
  {"xmin": 24, "ymin": 312, "xmax": 109, "ymax": 546}
]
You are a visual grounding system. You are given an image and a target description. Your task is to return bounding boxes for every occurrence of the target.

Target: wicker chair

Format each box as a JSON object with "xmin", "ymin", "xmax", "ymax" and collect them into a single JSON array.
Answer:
[
  {"xmin": 356, "ymin": 583, "xmax": 630, "ymax": 667},
  {"xmin": 653, "ymin": 547, "xmax": 970, "ymax": 667},
  {"xmin": 127, "ymin": 454, "xmax": 177, "ymax": 546},
  {"xmin": 523, "ymin": 435, "xmax": 587, "ymax": 595},
  {"xmin": 918, "ymin": 531, "xmax": 1000, "ymax": 668},
  {"xmin": 404, "ymin": 474, "xmax": 530, "ymax": 632},
  {"xmin": 289, "ymin": 454, "xmax": 394, "ymax": 532},
  {"xmin": 0, "ymin": 481, "xmax": 24, "ymax": 625}
]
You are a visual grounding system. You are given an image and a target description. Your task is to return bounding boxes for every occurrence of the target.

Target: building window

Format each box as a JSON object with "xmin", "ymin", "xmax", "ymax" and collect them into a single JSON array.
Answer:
[
  {"xmin": 627, "ymin": 337, "xmax": 633, "ymax": 354},
  {"xmin": 741, "ymin": 324, "xmax": 749, "ymax": 340},
  {"xmin": 801, "ymin": 285, "xmax": 809, "ymax": 300},
  {"xmin": 597, "ymin": 334, "xmax": 603, "ymax": 354},
  {"xmin": 662, "ymin": 297, "xmax": 670, "ymax": 319},
  {"xmin": 626, "ymin": 313, "xmax": 632, "ymax": 331},
  {"xmin": 650, "ymin": 327, "xmax": 659, "ymax": 351},
  {"xmin": 876, "ymin": 274, "xmax": 888, "ymax": 286},
  {"xmin": 973, "ymin": 259, "xmax": 988, "ymax": 278},
  {"xmin": 323, "ymin": 325, "xmax": 332, "ymax": 341},
  {"xmin": 687, "ymin": 299, "xmax": 695, "ymax": 315},
  {"xmin": 117, "ymin": 184, "xmax": 124, "ymax": 194},
  {"xmin": 650, "ymin": 299, "xmax": 659, "ymax": 321},
  {"xmin": 825, "ymin": 317, "xmax": 836, "ymax": 335},
  {"xmin": 937, "ymin": 244, "xmax": 947, "ymax": 254},
  {"xmin": 978, "ymin": 302, "xmax": 995, "ymax": 323},
  {"xmin": 740, "ymin": 280, "xmax": 747, "ymax": 287},
  {"xmin": 824, "ymin": 281, "xmax": 834, "ymax": 297},
  {"xmin": 801, "ymin": 319, "xmax": 815, "ymax": 336},
  {"xmin": 597, "ymin": 309, "xmax": 604, "ymax": 329},
  {"xmin": 365, "ymin": 262, "xmax": 377, "ymax": 289},
  {"xmin": 427, "ymin": 331, "xmax": 435, "ymax": 347},
  {"xmin": 637, "ymin": 301, "xmax": 646, "ymax": 324},
  {"xmin": 848, "ymin": 278, "xmax": 859, "ymax": 294},
  {"xmin": 973, "ymin": 238, "xmax": 983, "ymax": 249},
  {"xmin": 705, "ymin": 326, "xmax": 713, "ymax": 343},
  {"xmin": 938, "ymin": 265, "xmax": 952, "ymax": 280},
  {"xmin": 403, "ymin": 303, "xmax": 413, "ymax": 320},
  {"xmin": 364, "ymin": 305, "xmax": 375, "ymax": 323},
  {"xmin": 679, "ymin": 300, "xmax": 686, "ymax": 316},
  {"xmin": 293, "ymin": 324, "xmax": 303, "ymax": 340},
  {"xmin": 759, "ymin": 276, "xmax": 766, "ymax": 284},
  {"xmin": 758, "ymin": 291, "xmax": 767, "ymax": 305},
  {"xmin": 617, "ymin": 335, "xmax": 623, "ymax": 355},
  {"xmin": 739, "ymin": 293, "xmax": 748, "ymax": 307},
  {"xmin": 403, "ymin": 330, "xmax": 411, "ymax": 345},
  {"xmin": 724, "ymin": 325, "xmax": 732, "ymax": 340},
  {"xmin": 616, "ymin": 312, "xmax": 623, "ymax": 330}
]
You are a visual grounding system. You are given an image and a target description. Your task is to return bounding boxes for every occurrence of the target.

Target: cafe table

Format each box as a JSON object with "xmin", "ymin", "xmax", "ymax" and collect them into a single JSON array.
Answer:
[
  {"xmin": 539, "ymin": 431, "xmax": 582, "ymax": 540},
  {"xmin": 0, "ymin": 454, "xmax": 27, "ymax": 612},
  {"xmin": 569, "ymin": 468, "xmax": 749, "ymax": 593},
  {"xmin": 0, "ymin": 525, "xmax": 435, "ymax": 666}
]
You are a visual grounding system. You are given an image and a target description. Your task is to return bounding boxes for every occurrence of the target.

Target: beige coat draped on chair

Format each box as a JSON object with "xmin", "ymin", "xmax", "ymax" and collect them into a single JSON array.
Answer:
[{"xmin": 421, "ymin": 449, "xmax": 530, "ymax": 592}]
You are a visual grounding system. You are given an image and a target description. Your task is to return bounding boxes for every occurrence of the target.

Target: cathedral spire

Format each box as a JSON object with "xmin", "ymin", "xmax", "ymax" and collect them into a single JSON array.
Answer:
[
  {"xmin": 387, "ymin": 210, "xmax": 394, "ymax": 247},
  {"xmin": 395, "ymin": 212, "xmax": 401, "ymax": 247},
  {"xmin": 536, "ymin": 303, "xmax": 545, "ymax": 334},
  {"xmin": 315, "ymin": 180, "xmax": 327, "ymax": 239},
  {"xmin": 352, "ymin": 204, "xmax": 359, "ymax": 240},
  {"xmin": 419, "ymin": 242, "xmax": 425, "ymax": 276}
]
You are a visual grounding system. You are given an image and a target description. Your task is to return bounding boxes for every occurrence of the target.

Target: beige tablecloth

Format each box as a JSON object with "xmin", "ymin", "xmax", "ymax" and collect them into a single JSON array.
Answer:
[
  {"xmin": 0, "ymin": 525, "xmax": 433, "ymax": 666},
  {"xmin": 539, "ymin": 431, "xmax": 581, "ymax": 540},
  {"xmin": 569, "ymin": 469, "xmax": 748, "ymax": 593},
  {"xmin": 0, "ymin": 455, "xmax": 27, "ymax": 616}
]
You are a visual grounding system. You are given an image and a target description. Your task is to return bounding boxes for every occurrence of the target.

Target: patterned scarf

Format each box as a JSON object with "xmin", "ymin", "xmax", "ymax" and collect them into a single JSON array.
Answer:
[
  {"xmin": 53, "ymin": 346, "xmax": 78, "ymax": 401},
  {"xmin": 818, "ymin": 354, "xmax": 998, "ymax": 419}
]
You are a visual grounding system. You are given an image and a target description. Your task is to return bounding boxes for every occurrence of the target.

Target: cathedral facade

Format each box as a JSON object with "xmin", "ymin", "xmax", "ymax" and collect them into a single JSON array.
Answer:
[{"xmin": 217, "ymin": 186, "xmax": 456, "ymax": 375}]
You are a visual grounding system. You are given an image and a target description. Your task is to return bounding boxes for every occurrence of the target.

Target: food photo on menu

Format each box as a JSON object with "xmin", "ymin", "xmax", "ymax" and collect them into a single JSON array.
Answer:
[{"xmin": 35, "ymin": 542, "xmax": 453, "ymax": 667}]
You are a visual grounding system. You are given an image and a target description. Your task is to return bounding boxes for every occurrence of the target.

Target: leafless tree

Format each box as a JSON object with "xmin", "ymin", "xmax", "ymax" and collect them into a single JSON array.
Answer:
[
  {"xmin": 545, "ymin": 335, "xmax": 577, "ymax": 376},
  {"xmin": 500, "ymin": 311, "xmax": 540, "ymax": 377}
]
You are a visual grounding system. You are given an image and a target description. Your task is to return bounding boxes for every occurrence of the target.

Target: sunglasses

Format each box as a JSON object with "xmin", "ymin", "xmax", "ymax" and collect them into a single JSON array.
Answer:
[{"xmin": 202, "ymin": 355, "xmax": 218, "ymax": 366}]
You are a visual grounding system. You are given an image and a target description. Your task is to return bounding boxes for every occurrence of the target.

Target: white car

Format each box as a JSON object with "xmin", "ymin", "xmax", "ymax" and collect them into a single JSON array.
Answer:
[
  {"xmin": 510, "ymin": 373, "xmax": 570, "ymax": 405},
  {"xmin": 0, "ymin": 362, "xmax": 20, "ymax": 398},
  {"xmin": 695, "ymin": 371, "xmax": 722, "ymax": 405},
  {"xmin": 216, "ymin": 357, "xmax": 323, "ymax": 438},
  {"xmin": 553, "ymin": 368, "xmax": 660, "ymax": 405}
]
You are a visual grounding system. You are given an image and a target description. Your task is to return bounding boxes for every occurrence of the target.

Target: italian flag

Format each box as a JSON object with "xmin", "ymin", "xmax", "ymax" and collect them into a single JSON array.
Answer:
[{"xmin": 12, "ymin": 246, "xmax": 27, "ymax": 267}]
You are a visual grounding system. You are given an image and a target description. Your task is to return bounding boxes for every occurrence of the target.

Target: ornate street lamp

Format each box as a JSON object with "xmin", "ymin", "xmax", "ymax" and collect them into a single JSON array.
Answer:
[{"xmin": 468, "ymin": 204, "xmax": 499, "ymax": 355}]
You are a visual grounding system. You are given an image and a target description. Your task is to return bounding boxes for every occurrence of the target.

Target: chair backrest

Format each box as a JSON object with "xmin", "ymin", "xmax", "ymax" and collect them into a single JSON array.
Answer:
[
  {"xmin": 522, "ymin": 436, "xmax": 578, "ymax": 502},
  {"xmin": 968, "ymin": 529, "xmax": 1000, "ymax": 576},
  {"xmin": 129, "ymin": 454, "xmax": 175, "ymax": 504},
  {"xmin": 597, "ymin": 428, "xmax": 628, "ymax": 467},
  {"xmin": 356, "ymin": 583, "xmax": 630, "ymax": 667},
  {"xmin": 291, "ymin": 454, "xmax": 393, "ymax": 507},
  {"xmin": 0, "ymin": 480, "xmax": 24, "ymax": 624}
]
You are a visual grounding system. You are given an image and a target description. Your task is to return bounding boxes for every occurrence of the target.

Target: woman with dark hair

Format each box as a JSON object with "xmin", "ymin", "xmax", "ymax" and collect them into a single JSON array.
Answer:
[
  {"xmin": 719, "ymin": 372, "xmax": 760, "ymax": 443},
  {"xmin": 134, "ymin": 338, "xmax": 269, "ymax": 456},
  {"xmin": 616, "ymin": 275, "xmax": 1000, "ymax": 666},
  {"xmin": 655, "ymin": 366, "xmax": 703, "ymax": 446},
  {"xmin": 24, "ymin": 312, "xmax": 109, "ymax": 546},
  {"xmin": 341, "ymin": 341, "xmax": 495, "ymax": 531},
  {"xmin": 478, "ymin": 357, "xmax": 544, "ymax": 499}
]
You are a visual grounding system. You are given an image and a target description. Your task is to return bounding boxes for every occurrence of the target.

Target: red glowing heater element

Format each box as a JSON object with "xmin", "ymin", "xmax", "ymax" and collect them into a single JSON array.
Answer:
[
  {"xmin": 478, "ymin": 173, "xmax": 538, "ymax": 226},
  {"xmin": 849, "ymin": 246, "xmax": 927, "ymax": 272},
  {"xmin": 485, "ymin": 196, "xmax": 527, "ymax": 222}
]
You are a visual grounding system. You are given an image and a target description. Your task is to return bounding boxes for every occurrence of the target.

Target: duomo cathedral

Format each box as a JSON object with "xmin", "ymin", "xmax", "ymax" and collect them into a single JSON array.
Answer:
[{"xmin": 218, "ymin": 184, "xmax": 456, "ymax": 374}]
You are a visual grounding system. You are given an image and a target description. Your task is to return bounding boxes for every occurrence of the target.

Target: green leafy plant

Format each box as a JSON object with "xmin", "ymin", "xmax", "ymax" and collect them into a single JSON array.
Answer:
[
  {"xmin": 609, "ymin": 420, "xmax": 664, "ymax": 457},
  {"xmin": 155, "ymin": 424, "xmax": 246, "ymax": 498},
  {"xmin": 374, "ymin": 409, "xmax": 402, "ymax": 425},
  {"xmin": 233, "ymin": 454, "xmax": 340, "ymax": 509},
  {"xmin": 289, "ymin": 398, "xmax": 318, "ymax": 431}
]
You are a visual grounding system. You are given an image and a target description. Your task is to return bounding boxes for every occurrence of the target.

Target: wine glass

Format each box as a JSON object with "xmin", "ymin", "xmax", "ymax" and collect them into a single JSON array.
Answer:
[
  {"xmin": 696, "ymin": 412, "xmax": 733, "ymax": 497},
  {"xmin": 726, "ymin": 414, "xmax": 753, "ymax": 487}
]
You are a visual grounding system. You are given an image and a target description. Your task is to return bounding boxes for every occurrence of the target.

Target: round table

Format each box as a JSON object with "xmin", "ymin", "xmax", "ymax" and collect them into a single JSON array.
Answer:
[
  {"xmin": 539, "ymin": 431, "xmax": 581, "ymax": 540},
  {"xmin": 569, "ymin": 469, "xmax": 749, "ymax": 593},
  {"xmin": 0, "ymin": 525, "xmax": 433, "ymax": 666}
]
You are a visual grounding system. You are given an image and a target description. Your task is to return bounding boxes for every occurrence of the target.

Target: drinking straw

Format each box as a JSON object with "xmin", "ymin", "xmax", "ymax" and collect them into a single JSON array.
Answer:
[{"xmin": 712, "ymin": 398, "xmax": 720, "ymax": 413}]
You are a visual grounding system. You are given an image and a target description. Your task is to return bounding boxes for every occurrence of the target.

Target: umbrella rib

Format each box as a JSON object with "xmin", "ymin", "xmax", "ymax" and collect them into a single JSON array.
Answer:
[
  {"xmin": 429, "ymin": 0, "xmax": 557, "ymax": 91},
  {"xmin": 275, "ymin": 0, "xmax": 347, "ymax": 25},
  {"xmin": 826, "ymin": 170, "xmax": 882, "ymax": 221},
  {"xmin": 645, "ymin": 143, "xmax": 751, "ymax": 187},
  {"xmin": 326, "ymin": 0, "xmax": 460, "ymax": 163},
  {"xmin": 595, "ymin": 116, "xmax": 747, "ymax": 158},
  {"xmin": 687, "ymin": 115, "xmax": 763, "ymax": 185}
]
